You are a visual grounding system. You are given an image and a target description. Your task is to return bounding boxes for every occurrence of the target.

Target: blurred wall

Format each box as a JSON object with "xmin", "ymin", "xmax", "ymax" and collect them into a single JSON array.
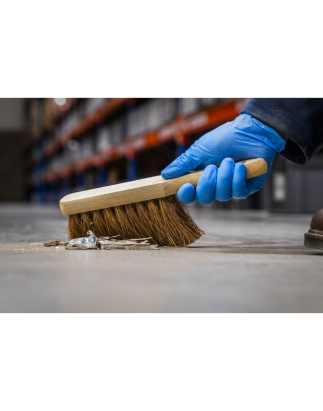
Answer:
[
  {"xmin": 0, "ymin": 99, "xmax": 24, "ymax": 130},
  {"xmin": 0, "ymin": 98, "xmax": 25, "ymax": 201}
]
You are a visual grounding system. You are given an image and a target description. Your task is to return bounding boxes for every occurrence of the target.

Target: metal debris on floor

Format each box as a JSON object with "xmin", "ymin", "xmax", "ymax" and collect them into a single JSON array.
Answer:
[
  {"xmin": 99, "ymin": 237, "xmax": 160, "ymax": 250},
  {"xmin": 66, "ymin": 231, "xmax": 98, "ymax": 250},
  {"xmin": 65, "ymin": 231, "xmax": 160, "ymax": 251}
]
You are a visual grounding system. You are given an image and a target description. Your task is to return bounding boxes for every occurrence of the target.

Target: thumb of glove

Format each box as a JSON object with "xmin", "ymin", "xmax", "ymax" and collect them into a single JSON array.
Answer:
[{"xmin": 161, "ymin": 146, "xmax": 202, "ymax": 179}]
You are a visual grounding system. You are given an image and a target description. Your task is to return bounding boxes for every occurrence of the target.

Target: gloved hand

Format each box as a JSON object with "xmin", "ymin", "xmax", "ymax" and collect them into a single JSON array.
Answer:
[{"xmin": 161, "ymin": 113, "xmax": 286, "ymax": 204}]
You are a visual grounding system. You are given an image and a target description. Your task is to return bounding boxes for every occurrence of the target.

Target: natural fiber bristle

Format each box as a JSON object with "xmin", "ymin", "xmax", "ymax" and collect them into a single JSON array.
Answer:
[{"xmin": 68, "ymin": 195, "xmax": 205, "ymax": 247}]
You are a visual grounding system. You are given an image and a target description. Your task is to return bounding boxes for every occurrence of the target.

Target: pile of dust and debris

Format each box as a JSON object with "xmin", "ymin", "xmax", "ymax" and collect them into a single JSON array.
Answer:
[
  {"xmin": 45, "ymin": 231, "xmax": 160, "ymax": 251},
  {"xmin": 1, "ymin": 232, "xmax": 160, "ymax": 254},
  {"xmin": 0, "ymin": 242, "xmax": 67, "ymax": 253},
  {"xmin": 65, "ymin": 231, "xmax": 160, "ymax": 250}
]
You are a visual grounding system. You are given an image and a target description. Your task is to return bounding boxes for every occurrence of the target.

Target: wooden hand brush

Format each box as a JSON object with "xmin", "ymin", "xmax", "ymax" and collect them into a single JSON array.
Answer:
[{"xmin": 60, "ymin": 158, "xmax": 267, "ymax": 247}]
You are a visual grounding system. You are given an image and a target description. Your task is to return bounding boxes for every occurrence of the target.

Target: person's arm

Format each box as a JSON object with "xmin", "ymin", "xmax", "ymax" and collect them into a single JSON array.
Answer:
[
  {"xmin": 161, "ymin": 98, "xmax": 323, "ymax": 205},
  {"xmin": 241, "ymin": 98, "xmax": 323, "ymax": 164}
]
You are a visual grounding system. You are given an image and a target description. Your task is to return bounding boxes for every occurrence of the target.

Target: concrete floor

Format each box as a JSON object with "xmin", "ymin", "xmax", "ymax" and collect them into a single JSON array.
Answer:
[{"xmin": 0, "ymin": 203, "xmax": 322, "ymax": 312}]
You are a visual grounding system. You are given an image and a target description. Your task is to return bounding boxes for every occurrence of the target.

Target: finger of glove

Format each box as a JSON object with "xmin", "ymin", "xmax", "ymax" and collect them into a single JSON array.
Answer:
[
  {"xmin": 244, "ymin": 156, "xmax": 273, "ymax": 195},
  {"xmin": 245, "ymin": 174, "xmax": 267, "ymax": 196},
  {"xmin": 177, "ymin": 183, "xmax": 196, "ymax": 204},
  {"xmin": 161, "ymin": 146, "xmax": 202, "ymax": 179},
  {"xmin": 196, "ymin": 165, "xmax": 218, "ymax": 205},
  {"xmin": 215, "ymin": 158, "xmax": 235, "ymax": 201},
  {"xmin": 231, "ymin": 163, "xmax": 250, "ymax": 199}
]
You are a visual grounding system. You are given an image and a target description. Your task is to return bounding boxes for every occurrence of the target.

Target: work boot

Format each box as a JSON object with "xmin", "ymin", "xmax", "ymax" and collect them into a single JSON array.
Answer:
[{"xmin": 304, "ymin": 209, "xmax": 323, "ymax": 250}]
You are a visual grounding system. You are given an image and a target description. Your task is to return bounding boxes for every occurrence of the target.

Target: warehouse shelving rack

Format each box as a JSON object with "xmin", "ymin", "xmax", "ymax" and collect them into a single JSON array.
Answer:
[{"xmin": 24, "ymin": 98, "xmax": 249, "ymax": 204}]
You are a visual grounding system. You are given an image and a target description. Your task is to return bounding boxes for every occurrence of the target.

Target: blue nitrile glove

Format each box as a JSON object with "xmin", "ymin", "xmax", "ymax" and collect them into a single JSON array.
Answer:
[{"xmin": 161, "ymin": 113, "xmax": 286, "ymax": 204}]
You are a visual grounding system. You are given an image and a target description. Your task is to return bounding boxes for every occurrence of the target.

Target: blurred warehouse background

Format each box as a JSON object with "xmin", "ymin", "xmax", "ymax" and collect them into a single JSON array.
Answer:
[{"xmin": 0, "ymin": 97, "xmax": 323, "ymax": 212}]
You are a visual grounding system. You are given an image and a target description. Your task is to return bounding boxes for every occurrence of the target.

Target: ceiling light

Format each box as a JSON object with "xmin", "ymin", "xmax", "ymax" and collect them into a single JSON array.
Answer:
[{"xmin": 54, "ymin": 98, "xmax": 67, "ymax": 106}]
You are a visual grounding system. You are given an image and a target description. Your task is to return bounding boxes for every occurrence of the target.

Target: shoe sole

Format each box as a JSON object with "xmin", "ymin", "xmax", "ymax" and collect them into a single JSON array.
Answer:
[{"xmin": 304, "ymin": 230, "xmax": 323, "ymax": 250}]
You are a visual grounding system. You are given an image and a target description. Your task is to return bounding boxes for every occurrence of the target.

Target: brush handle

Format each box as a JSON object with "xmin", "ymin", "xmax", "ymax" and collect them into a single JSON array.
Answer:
[
  {"xmin": 162, "ymin": 158, "xmax": 268, "ymax": 196},
  {"xmin": 60, "ymin": 158, "xmax": 267, "ymax": 215}
]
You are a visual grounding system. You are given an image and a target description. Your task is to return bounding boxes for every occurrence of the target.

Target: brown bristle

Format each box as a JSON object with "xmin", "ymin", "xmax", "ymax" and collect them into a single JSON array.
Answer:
[
  {"xmin": 101, "ymin": 207, "xmax": 122, "ymax": 237},
  {"xmin": 135, "ymin": 201, "xmax": 159, "ymax": 240},
  {"xmin": 80, "ymin": 211, "xmax": 93, "ymax": 235},
  {"xmin": 125, "ymin": 203, "xmax": 155, "ymax": 242},
  {"xmin": 68, "ymin": 195, "xmax": 205, "ymax": 246},
  {"xmin": 68, "ymin": 213, "xmax": 83, "ymax": 239},
  {"xmin": 92, "ymin": 209, "xmax": 107, "ymax": 237},
  {"xmin": 114, "ymin": 205, "xmax": 141, "ymax": 238},
  {"xmin": 146, "ymin": 199, "xmax": 173, "ymax": 246}
]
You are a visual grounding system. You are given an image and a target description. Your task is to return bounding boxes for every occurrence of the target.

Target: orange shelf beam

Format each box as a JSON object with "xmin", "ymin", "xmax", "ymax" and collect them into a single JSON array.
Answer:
[{"xmin": 44, "ymin": 98, "xmax": 127, "ymax": 158}]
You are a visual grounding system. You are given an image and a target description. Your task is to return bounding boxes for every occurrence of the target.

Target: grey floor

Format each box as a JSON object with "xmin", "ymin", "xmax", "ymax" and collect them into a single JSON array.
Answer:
[{"xmin": 0, "ymin": 203, "xmax": 322, "ymax": 312}]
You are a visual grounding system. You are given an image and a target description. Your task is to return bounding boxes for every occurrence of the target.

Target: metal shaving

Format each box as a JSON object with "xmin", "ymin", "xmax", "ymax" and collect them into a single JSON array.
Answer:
[
  {"xmin": 66, "ymin": 230, "xmax": 98, "ymax": 250},
  {"xmin": 99, "ymin": 237, "xmax": 160, "ymax": 250}
]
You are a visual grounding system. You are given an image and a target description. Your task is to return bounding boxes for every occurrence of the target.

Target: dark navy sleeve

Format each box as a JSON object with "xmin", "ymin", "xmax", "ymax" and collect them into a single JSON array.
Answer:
[{"xmin": 241, "ymin": 98, "xmax": 323, "ymax": 164}]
